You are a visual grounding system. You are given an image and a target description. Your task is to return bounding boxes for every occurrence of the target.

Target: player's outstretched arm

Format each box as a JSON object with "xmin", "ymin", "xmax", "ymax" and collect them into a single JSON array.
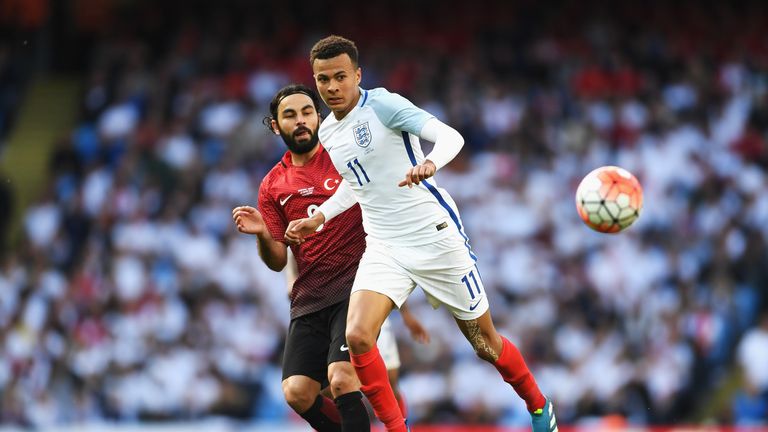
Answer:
[
  {"xmin": 317, "ymin": 178, "xmax": 357, "ymax": 221},
  {"xmin": 285, "ymin": 179, "xmax": 358, "ymax": 243},
  {"xmin": 284, "ymin": 179, "xmax": 359, "ymax": 245},
  {"xmin": 399, "ymin": 118, "xmax": 464, "ymax": 188},
  {"xmin": 232, "ymin": 205, "xmax": 287, "ymax": 271},
  {"xmin": 400, "ymin": 302, "xmax": 430, "ymax": 344}
]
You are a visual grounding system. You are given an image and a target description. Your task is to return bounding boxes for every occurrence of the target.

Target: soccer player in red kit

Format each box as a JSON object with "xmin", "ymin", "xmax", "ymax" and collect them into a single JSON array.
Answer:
[{"xmin": 232, "ymin": 84, "xmax": 370, "ymax": 431}]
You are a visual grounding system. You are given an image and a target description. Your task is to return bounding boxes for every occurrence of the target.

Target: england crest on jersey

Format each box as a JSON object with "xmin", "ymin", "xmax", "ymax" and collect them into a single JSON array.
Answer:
[{"xmin": 353, "ymin": 122, "xmax": 372, "ymax": 148}]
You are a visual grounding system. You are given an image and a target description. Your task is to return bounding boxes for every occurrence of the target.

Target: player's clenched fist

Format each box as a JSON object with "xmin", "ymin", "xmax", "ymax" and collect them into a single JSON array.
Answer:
[
  {"xmin": 285, "ymin": 213, "xmax": 325, "ymax": 245},
  {"xmin": 398, "ymin": 159, "xmax": 436, "ymax": 188},
  {"xmin": 232, "ymin": 206, "xmax": 266, "ymax": 235}
]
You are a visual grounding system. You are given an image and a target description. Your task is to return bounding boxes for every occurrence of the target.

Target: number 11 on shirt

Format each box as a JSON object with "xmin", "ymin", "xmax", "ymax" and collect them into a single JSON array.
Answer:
[{"xmin": 347, "ymin": 158, "xmax": 370, "ymax": 186}]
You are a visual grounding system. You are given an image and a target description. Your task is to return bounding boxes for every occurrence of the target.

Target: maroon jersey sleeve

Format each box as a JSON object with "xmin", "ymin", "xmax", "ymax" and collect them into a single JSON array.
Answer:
[{"xmin": 257, "ymin": 176, "xmax": 288, "ymax": 243}]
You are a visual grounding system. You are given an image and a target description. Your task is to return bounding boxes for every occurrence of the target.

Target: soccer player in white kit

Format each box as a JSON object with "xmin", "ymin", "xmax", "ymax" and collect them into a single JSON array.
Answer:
[{"xmin": 286, "ymin": 36, "xmax": 558, "ymax": 432}]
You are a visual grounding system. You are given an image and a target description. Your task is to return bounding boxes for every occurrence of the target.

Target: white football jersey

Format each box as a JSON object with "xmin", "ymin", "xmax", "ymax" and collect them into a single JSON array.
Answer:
[{"xmin": 319, "ymin": 87, "xmax": 475, "ymax": 258}]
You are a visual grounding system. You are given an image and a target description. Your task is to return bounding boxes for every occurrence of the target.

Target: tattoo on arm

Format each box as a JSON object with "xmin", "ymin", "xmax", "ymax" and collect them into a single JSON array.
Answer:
[{"xmin": 465, "ymin": 319, "xmax": 499, "ymax": 362}]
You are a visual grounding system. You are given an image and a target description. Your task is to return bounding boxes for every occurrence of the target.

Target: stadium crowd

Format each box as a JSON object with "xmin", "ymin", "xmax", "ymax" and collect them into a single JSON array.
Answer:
[{"xmin": 1, "ymin": 0, "xmax": 767, "ymax": 427}]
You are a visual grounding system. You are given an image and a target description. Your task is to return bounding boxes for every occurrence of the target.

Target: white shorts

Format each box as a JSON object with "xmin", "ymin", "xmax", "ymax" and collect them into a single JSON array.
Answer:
[
  {"xmin": 352, "ymin": 234, "xmax": 489, "ymax": 321},
  {"xmin": 377, "ymin": 317, "xmax": 400, "ymax": 370}
]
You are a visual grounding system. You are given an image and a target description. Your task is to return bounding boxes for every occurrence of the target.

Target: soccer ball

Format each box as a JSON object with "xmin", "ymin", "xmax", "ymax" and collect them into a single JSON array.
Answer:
[{"xmin": 575, "ymin": 166, "xmax": 643, "ymax": 233}]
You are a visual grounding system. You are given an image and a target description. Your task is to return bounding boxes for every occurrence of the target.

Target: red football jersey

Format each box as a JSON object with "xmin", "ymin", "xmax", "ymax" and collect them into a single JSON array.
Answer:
[{"xmin": 258, "ymin": 146, "xmax": 366, "ymax": 319}]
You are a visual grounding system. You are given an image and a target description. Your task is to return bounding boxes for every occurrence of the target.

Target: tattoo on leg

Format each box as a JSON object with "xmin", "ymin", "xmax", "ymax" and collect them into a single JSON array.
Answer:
[{"xmin": 465, "ymin": 319, "xmax": 499, "ymax": 362}]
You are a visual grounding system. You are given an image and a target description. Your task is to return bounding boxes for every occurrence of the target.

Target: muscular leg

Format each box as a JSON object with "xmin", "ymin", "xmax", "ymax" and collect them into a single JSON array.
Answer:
[
  {"xmin": 346, "ymin": 290, "xmax": 393, "ymax": 354},
  {"xmin": 454, "ymin": 310, "xmax": 503, "ymax": 361},
  {"xmin": 282, "ymin": 375, "xmax": 341, "ymax": 432},
  {"xmin": 454, "ymin": 310, "xmax": 546, "ymax": 413},
  {"xmin": 346, "ymin": 290, "xmax": 406, "ymax": 432},
  {"xmin": 328, "ymin": 361, "xmax": 361, "ymax": 398},
  {"xmin": 328, "ymin": 361, "xmax": 370, "ymax": 431}
]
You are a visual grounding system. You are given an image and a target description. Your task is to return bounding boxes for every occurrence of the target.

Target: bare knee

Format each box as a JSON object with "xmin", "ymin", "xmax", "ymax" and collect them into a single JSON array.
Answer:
[
  {"xmin": 346, "ymin": 291, "xmax": 394, "ymax": 354},
  {"xmin": 328, "ymin": 362, "xmax": 360, "ymax": 398},
  {"xmin": 282, "ymin": 378, "xmax": 317, "ymax": 413},
  {"xmin": 345, "ymin": 324, "xmax": 377, "ymax": 354}
]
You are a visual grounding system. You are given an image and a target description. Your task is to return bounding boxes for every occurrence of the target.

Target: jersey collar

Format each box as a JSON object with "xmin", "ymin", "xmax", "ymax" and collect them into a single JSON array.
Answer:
[
  {"xmin": 357, "ymin": 87, "xmax": 369, "ymax": 108},
  {"xmin": 282, "ymin": 145, "xmax": 325, "ymax": 167}
]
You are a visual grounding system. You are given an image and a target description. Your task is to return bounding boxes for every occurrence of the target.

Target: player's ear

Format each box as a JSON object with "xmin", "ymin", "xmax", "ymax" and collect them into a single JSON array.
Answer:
[
  {"xmin": 270, "ymin": 119, "xmax": 280, "ymax": 135},
  {"xmin": 355, "ymin": 67, "xmax": 361, "ymax": 85}
]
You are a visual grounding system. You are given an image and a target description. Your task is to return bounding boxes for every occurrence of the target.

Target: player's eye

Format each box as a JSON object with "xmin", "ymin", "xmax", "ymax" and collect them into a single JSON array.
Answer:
[{"xmin": 337, "ymin": 75, "xmax": 346, "ymax": 81}]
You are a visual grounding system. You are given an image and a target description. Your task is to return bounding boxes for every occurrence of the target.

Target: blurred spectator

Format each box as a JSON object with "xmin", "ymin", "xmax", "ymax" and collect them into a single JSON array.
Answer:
[{"xmin": 733, "ymin": 313, "xmax": 768, "ymax": 424}]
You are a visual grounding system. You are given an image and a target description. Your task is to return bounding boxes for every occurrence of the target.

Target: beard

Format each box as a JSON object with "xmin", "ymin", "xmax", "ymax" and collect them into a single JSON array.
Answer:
[{"xmin": 279, "ymin": 125, "xmax": 319, "ymax": 154}]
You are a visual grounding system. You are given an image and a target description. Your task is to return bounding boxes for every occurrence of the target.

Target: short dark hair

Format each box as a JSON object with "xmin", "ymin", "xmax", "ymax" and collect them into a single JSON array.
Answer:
[
  {"xmin": 310, "ymin": 35, "xmax": 359, "ymax": 67},
  {"xmin": 263, "ymin": 84, "xmax": 322, "ymax": 133}
]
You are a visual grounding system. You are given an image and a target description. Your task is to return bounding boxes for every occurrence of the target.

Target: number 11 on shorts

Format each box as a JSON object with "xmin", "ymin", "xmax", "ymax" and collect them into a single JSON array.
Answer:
[{"xmin": 461, "ymin": 270, "xmax": 482, "ymax": 299}]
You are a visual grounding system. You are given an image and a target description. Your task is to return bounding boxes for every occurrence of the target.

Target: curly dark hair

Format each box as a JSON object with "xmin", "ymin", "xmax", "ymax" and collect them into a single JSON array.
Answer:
[
  {"xmin": 262, "ymin": 84, "xmax": 322, "ymax": 133},
  {"xmin": 310, "ymin": 35, "xmax": 359, "ymax": 67}
]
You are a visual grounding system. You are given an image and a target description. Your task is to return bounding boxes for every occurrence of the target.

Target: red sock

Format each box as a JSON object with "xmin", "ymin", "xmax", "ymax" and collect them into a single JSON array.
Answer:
[
  {"xmin": 396, "ymin": 393, "xmax": 408, "ymax": 418},
  {"xmin": 350, "ymin": 345, "xmax": 406, "ymax": 432},
  {"xmin": 493, "ymin": 336, "xmax": 546, "ymax": 413}
]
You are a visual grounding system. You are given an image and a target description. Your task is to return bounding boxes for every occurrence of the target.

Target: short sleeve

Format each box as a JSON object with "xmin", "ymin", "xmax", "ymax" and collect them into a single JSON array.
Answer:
[
  {"xmin": 366, "ymin": 88, "xmax": 434, "ymax": 135},
  {"xmin": 257, "ymin": 180, "xmax": 288, "ymax": 243}
]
